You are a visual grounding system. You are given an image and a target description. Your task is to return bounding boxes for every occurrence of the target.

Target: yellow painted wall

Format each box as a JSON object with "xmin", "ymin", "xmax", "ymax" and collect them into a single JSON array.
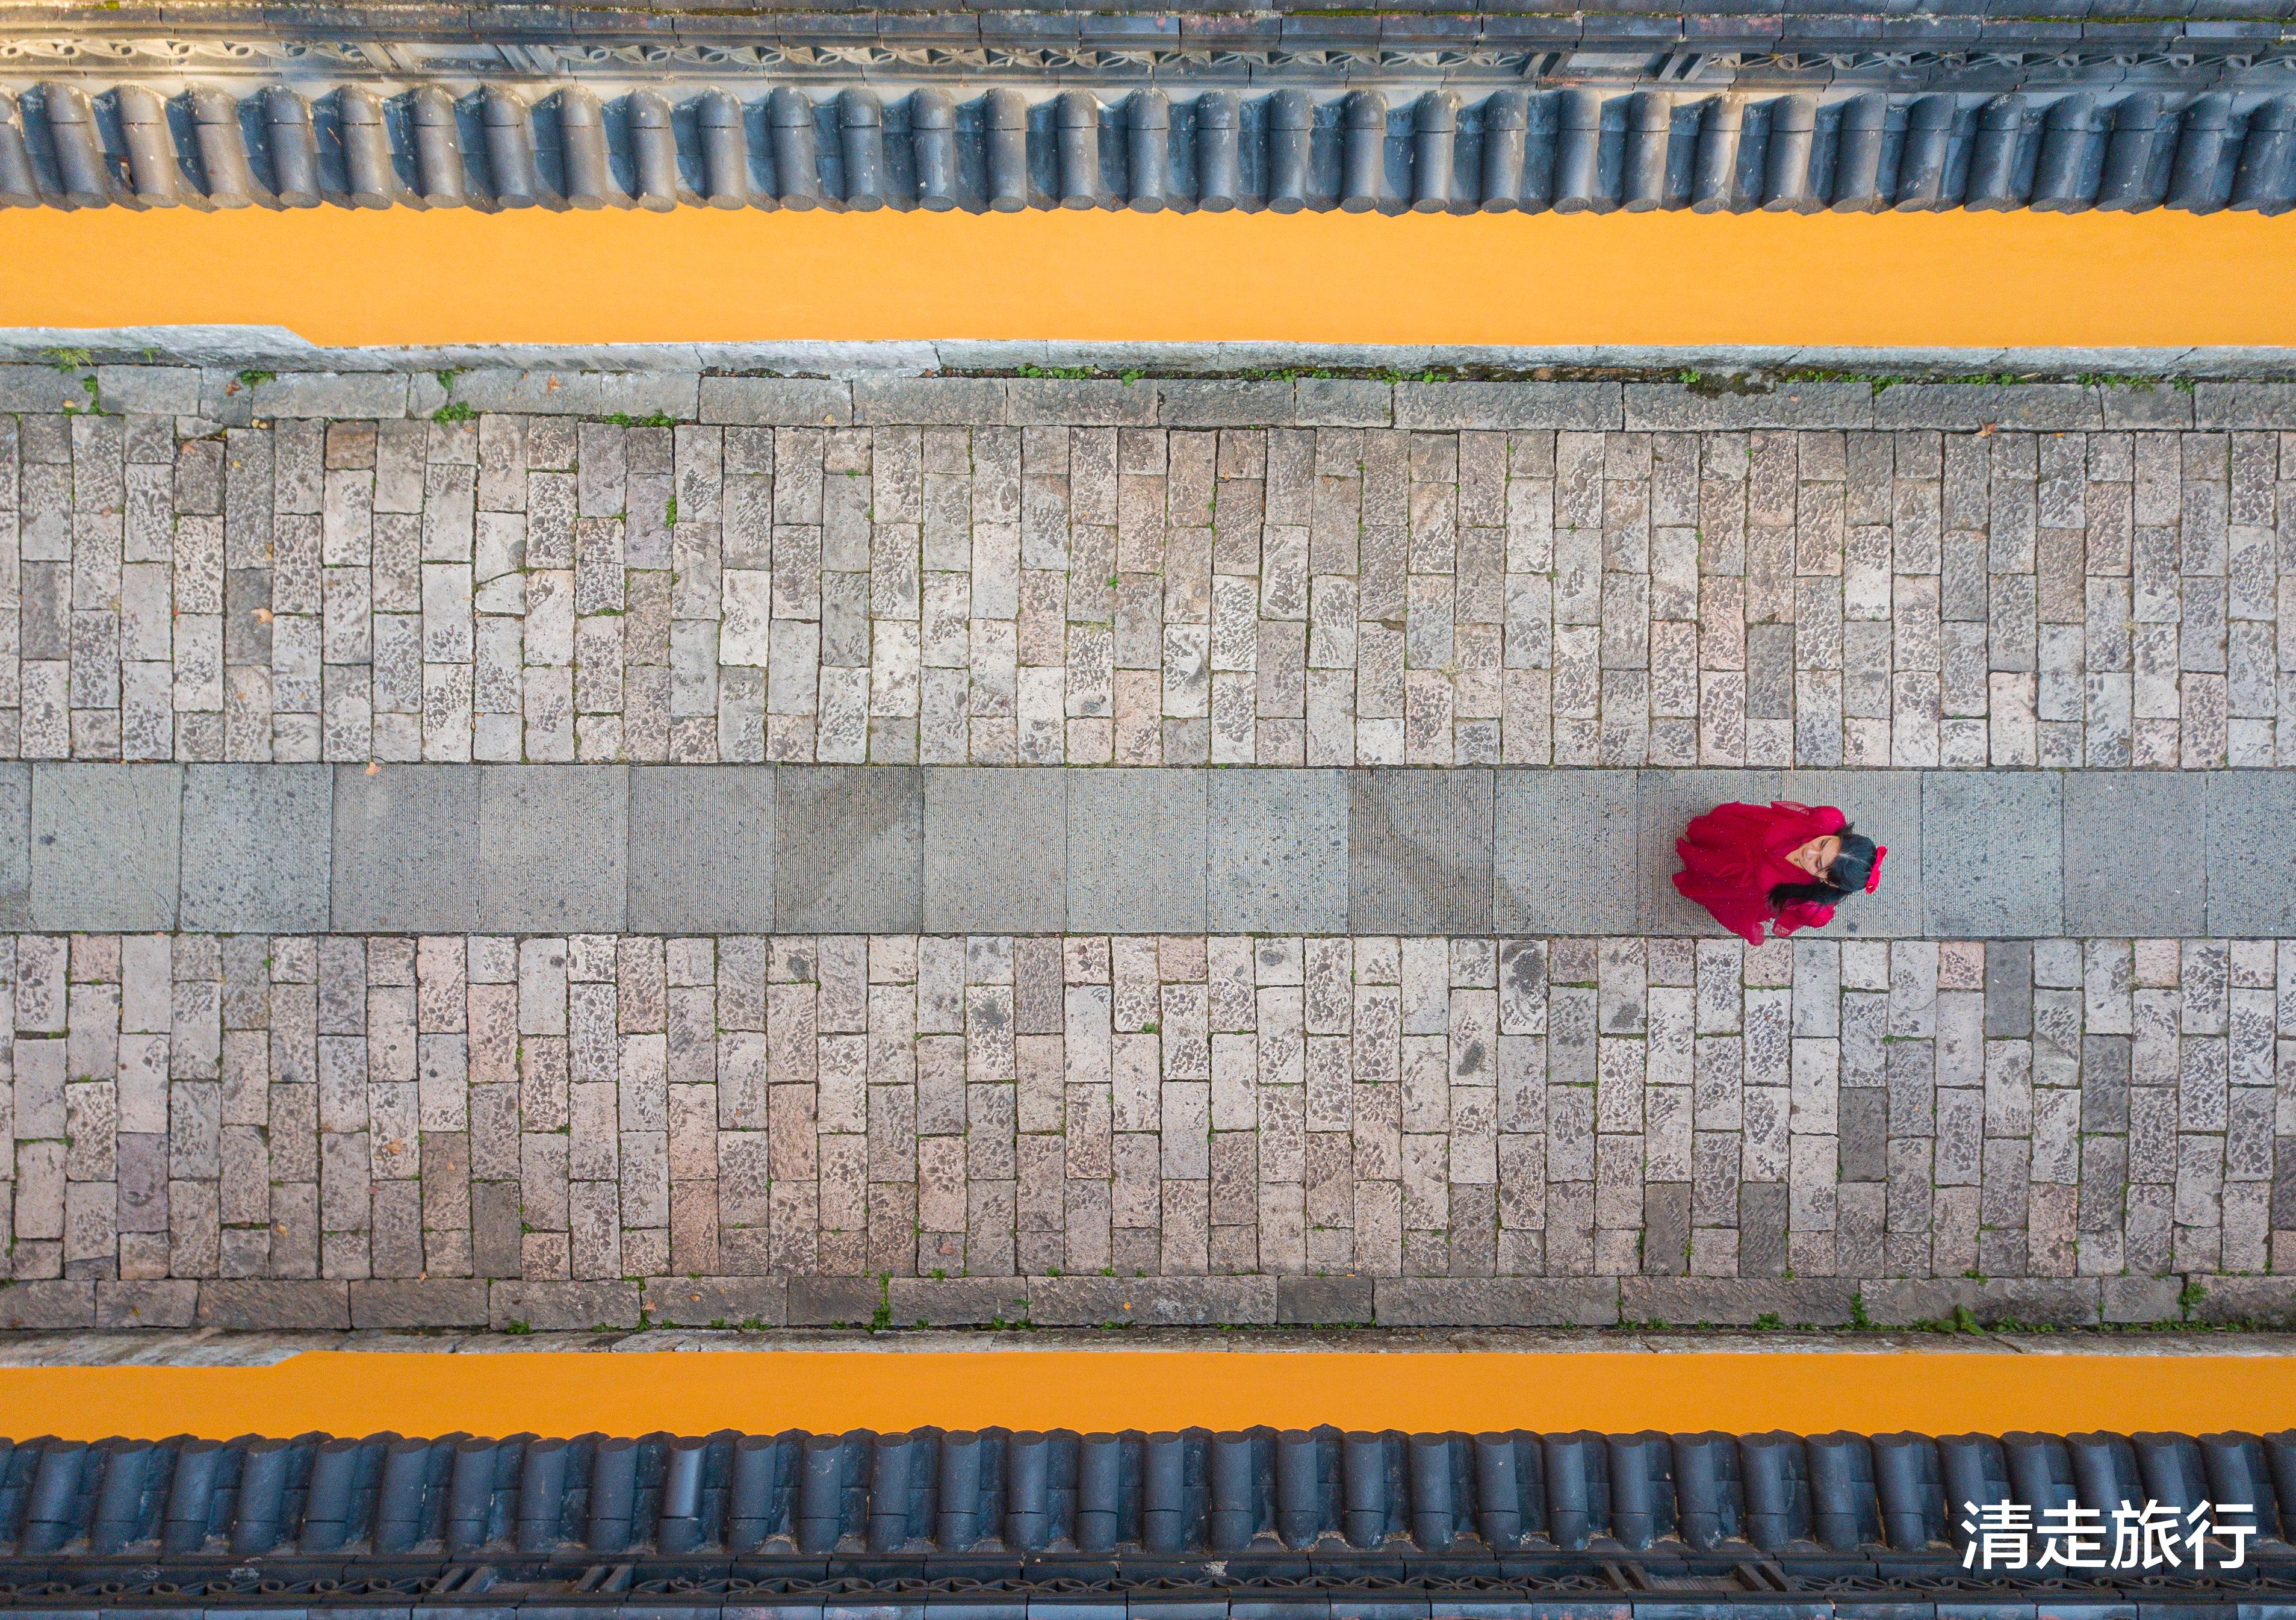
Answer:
[
  {"xmin": 5, "ymin": 1349, "xmax": 2291, "ymax": 1438},
  {"xmin": 2, "ymin": 208, "xmax": 2289, "ymax": 349},
  {"xmin": 3, "ymin": 202, "xmax": 2285, "ymax": 1454}
]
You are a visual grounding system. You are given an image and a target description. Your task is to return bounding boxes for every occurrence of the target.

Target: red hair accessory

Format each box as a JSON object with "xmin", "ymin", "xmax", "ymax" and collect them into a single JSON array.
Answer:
[{"xmin": 1865, "ymin": 846, "xmax": 1887, "ymax": 894}]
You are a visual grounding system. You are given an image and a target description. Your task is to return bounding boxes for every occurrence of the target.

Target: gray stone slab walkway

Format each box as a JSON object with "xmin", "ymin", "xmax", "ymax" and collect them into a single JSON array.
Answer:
[{"xmin": 5, "ymin": 762, "xmax": 2289, "ymax": 939}]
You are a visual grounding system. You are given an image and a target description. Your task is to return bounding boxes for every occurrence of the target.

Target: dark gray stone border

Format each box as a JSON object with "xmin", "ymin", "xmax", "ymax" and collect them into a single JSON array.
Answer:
[
  {"xmin": 8, "ymin": 352, "xmax": 2290, "ymax": 432},
  {"xmin": 0, "ymin": 1271, "xmax": 2279, "ymax": 1332},
  {"xmin": 17, "ymin": 5, "xmax": 2296, "ymax": 67},
  {"xmin": 13, "ymin": 335, "xmax": 2296, "ymax": 397}
]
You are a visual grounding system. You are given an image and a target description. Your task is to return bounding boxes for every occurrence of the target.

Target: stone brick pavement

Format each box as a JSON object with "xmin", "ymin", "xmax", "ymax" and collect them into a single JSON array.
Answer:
[
  {"xmin": 8, "ymin": 365, "xmax": 2296, "ymax": 1335},
  {"xmin": 5, "ymin": 371, "xmax": 2295, "ymax": 771},
  {"xmin": 3, "ymin": 930, "xmax": 2292, "ymax": 1329}
]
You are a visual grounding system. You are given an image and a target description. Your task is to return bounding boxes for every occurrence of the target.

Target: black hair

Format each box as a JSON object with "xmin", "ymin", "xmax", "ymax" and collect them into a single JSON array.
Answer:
[{"xmin": 1768, "ymin": 829, "xmax": 1879, "ymax": 911}]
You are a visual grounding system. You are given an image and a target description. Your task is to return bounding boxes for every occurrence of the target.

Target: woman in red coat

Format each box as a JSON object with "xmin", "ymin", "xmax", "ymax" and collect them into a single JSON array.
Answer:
[{"xmin": 1673, "ymin": 801, "xmax": 1884, "ymax": 946}]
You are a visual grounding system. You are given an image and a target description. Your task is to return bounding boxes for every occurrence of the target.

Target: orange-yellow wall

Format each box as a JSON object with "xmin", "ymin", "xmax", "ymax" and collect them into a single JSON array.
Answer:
[
  {"xmin": 2, "ymin": 207, "xmax": 2291, "ymax": 349},
  {"xmin": 4, "ymin": 1350, "xmax": 2292, "ymax": 1439}
]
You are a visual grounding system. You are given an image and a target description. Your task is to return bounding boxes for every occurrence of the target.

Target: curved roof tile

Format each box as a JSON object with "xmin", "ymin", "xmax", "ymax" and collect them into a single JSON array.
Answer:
[
  {"xmin": 5, "ymin": 82, "xmax": 2296, "ymax": 215},
  {"xmin": 1, "ymin": 1424, "xmax": 2289, "ymax": 1562}
]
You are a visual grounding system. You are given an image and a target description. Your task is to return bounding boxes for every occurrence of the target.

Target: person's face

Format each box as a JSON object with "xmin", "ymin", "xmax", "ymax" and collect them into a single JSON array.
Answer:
[{"xmin": 1787, "ymin": 834, "xmax": 1842, "ymax": 880}]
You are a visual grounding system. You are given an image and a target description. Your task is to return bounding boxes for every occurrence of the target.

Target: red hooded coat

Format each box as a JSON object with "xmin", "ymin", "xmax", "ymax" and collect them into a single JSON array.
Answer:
[{"xmin": 1672, "ymin": 801, "xmax": 1850, "ymax": 946}]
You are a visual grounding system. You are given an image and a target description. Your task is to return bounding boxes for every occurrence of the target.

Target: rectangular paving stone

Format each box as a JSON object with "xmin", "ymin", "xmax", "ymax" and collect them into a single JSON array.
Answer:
[
  {"xmin": 1350, "ymin": 769, "xmax": 1495, "ymax": 934},
  {"xmin": 95, "ymin": 1280, "xmax": 198, "ymax": 1329},
  {"xmin": 1206, "ymin": 769, "xmax": 1348, "ymax": 933},
  {"xmin": 1156, "ymin": 379, "xmax": 1295, "ymax": 428},
  {"xmin": 2063, "ymin": 773, "xmax": 2203, "ymax": 936},
  {"xmin": 1618, "ymin": 1278, "xmax": 1860, "ymax": 1326},
  {"xmin": 1776, "ymin": 769, "xmax": 1925, "ymax": 939},
  {"xmin": 195, "ymin": 1280, "xmax": 352, "ymax": 1330},
  {"xmin": 924, "ymin": 767, "xmax": 1066, "ymax": 934},
  {"xmin": 696, "ymin": 377, "xmax": 853, "ymax": 427},
  {"xmin": 1624, "ymin": 382, "xmax": 1875, "ymax": 431},
  {"xmin": 1371, "ymin": 1278, "xmax": 1619, "ymax": 1326},
  {"xmin": 2185, "ymin": 1276, "xmax": 2296, "ymax": 1328},
  {"xmin": 1635, "ymin": 769, "xmax": 1779, "ymax": 936},
  {"xmin": 2102, "ymin": 1276, "xmax": 2184, "ymax": 1323},
  {"xmin": 0, "ymin": 763, "xmax": 28, "ymax": 928},
  {"xmin": 1985, "ymin": 940, "xmax": 2034, "ymax": 1037},
  {"xmin": 1292, "ymin": 377, "xmax": 1391, "ymax": 426},
  {"xmin": 786, "ymin": 1277, "xmax": 883, "ymax": 1327},
  {"xmin": 30, "ymin": 764, "xmax": 181, "ymax": 931},
  {"xmin": 179, "ymin": 764, "xmax": 332, "ymax": 933},
  {"xmin": 852, "ymin": 376, "xmax": 1007, "ymax": 426},
  {"xmin": 2206, "ymin": 773, "xmax": 2296, "ymax": 940},
  {"xmin": 628, "ymin": 766, "xmax": 775, "ymax": 933},
  {"xmin": 775, "ymin": 765, "xmax": 922, "ymax": 933},
  {"xmin": 1004, "ymin": 378, "xmax": 1158, "ymax": 427},
  {"xmin": 246, "ymin": 371, "xmax": 409, "ymax": 419},
  {"xmin": 1029, "ymin": 1277, "xmax": 1278, "ymax": 1326},
  {"xmin": 1392, "ymin": 381, "xmax": 1621, "ymax": 430},
  {"xmin": 488, "ymin": 1280, "xmax": 643, "ymax": 1331},
  {"xmin": 1495, "ymin": 769, "xmax": 1637, "ymax": 934},
  {"xmin": 2191, "ymin": 382, "xmax": 2296, "ymax": 430},
  {"xmin": 1872, "ymin": 383, "xmax": 2103, "ymax": 431},
  {"xmin": 333, "ymin": 763, "xmax": 481, "ymax": 931},
  {"xmin": 1067, "ymin": 768, "xmax": 1206, "ymax": 934},
  {"xmin": 0, "ymin": 365, "xmax": 92, "ymax": 412},
  {"xmin": 1276, "ymin": 1275, "xmax": 1376, "ymax": 1324},
  {"xmin": 887, "ymin": 1277, "xmax": 1035, "ymax": 1327},
  {"xmin": 479, "ymin": 766, "xmax": 629, "ymax": 932},
  {"xmin": 0, "ymin": 1281, "xmax": 95, "ymax": 1330},
  {"xmin": 439, "ymin": 370, "xmax": 700, "ymax": 420},
  {"xmin": 2099, "ymin": 385, "xmax": 2193, "ymax": 429},
  {"xmin": 349, "ymin": 1279, "xmax": 491, "ymax": 1329},
  {"xmin": 641, "ymin": 1276, "xmax": 791, "ymax": 1327},
  {"xmin": 1922, "ymin": 773, "xmax": 2064, "ymax": 938},
  {"xmin": 93, "ymin": 365, "xmax": 200, "ymax": 416},
  {"xmin": 1859, "ymin": 1278, "xmax": 2102, "ymax": 1329}
]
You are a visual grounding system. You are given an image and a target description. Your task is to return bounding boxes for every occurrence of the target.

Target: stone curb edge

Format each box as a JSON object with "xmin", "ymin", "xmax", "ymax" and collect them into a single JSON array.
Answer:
[
  {"xmin": 4, "ymin": 1273, "xmax": 2289, "ymax": 1333},
  {"xmin": 14, "ymin": 360, "xmax": 2296, "ymax": 435},
  {"xmin": 28, "ymin": 335, "xmax": 2291, "ymax": 386}
]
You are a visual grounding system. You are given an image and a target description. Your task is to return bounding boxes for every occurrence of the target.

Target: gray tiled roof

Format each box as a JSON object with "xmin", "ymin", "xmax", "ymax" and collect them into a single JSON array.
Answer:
[
  {"xmin": 4, "ymin": 1423, "xmax": 2291, "ymax": 1561},
  {"xmin": 4, "ymin": 79, "xmax": 2296, "ymax": 214}
]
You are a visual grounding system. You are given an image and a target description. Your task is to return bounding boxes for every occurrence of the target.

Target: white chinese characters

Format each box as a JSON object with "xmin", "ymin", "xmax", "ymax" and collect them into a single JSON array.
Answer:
[{"xmin": 1961, "ymin": 1501, "xmax": 2257, "ymax": 1571}]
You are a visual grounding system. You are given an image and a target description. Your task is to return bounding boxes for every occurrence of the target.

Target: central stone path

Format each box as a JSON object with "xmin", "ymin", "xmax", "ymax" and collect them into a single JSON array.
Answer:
[{"xmin": 10, "ymin": 762, "xmax": 2288, "ymax": 939}]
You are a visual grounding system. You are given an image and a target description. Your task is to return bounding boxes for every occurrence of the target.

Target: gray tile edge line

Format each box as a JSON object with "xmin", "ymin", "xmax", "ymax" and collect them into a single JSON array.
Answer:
[{"xmin": 12, "ymin": 327, "xmax": 2296, "ymax": 384}]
